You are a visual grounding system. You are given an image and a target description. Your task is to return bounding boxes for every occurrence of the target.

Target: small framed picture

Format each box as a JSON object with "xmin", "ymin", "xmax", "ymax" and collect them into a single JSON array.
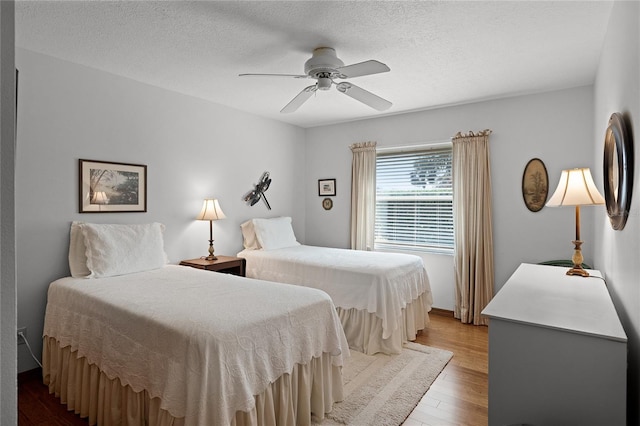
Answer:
[
  {"xmin": 79, "ymin": 159, "xmax": 147, "ymax": 213},
  {"xmin": 318, "ymin": 178, "xmax": 336, "ymax": 196}
]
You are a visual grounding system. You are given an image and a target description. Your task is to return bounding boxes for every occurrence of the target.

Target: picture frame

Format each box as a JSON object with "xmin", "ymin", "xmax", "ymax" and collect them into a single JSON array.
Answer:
[
  {"xmin": 79, "ymin": 159, "xmax": 147, "ymax": 213},
  {"xmin": 322, "ymin": 197, "xmax": 333, "ymax": 210},
  {"xmin": 318, "ymin": 178, "xmax": 336, "ymax": 196},
  {"xmin": 522, "ymin": 158, "xmax": 548, "ymax": 212}
]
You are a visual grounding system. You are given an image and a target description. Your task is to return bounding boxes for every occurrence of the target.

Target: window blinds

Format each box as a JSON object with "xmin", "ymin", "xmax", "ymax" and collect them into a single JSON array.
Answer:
[{"xmin": 375, "ymin": 147, "xmax": 454, "ymax": 253}]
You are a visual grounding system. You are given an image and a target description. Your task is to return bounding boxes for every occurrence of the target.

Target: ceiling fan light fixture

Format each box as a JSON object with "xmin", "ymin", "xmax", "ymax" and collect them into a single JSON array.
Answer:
[{"xmin": 317, "ymin": 76, "xmax": 332, "ymax": 91}]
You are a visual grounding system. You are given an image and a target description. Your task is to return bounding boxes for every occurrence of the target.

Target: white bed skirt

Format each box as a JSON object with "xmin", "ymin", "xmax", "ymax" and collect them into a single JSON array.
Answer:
[
  {"xmin": 336, "ymin": 293, "xmax": 429, "ymax": 355},
  {"xmin": 42, "ymin": 337, "xmax": 343, "ymax": 426}
]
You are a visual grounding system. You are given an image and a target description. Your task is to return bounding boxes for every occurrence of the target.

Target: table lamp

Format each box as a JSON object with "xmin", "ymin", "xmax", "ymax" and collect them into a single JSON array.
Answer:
[
  {"xmin": 196, "ymin": 199, "xmax": 226, "ymax": 260},
  {"xmin": 546, "ymin": 168, "xmax": 604, "ymax": 277}
]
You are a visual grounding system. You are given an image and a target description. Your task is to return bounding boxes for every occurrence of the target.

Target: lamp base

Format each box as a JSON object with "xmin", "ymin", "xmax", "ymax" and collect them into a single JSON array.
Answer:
[
  {"xmin": 567, "ymin": 240, "xmax": 589, "ymax": 277},
  {"xmin": 567, "ymin": 265, "xmax": 590, "ymax": 277},
  {"xmin": 203, "ymin": 239, "xmax": 217, "ymax": 261}
]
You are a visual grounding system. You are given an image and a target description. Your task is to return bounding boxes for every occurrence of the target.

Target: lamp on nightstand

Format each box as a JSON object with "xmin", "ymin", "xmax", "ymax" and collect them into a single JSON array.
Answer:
[
  {"xmin": 546, "ymin": 168, "xmax": 604, "ymax": 277},
  {"xmin": 196, "ymin": 199, "xmax": 226, "ymax": 260}
]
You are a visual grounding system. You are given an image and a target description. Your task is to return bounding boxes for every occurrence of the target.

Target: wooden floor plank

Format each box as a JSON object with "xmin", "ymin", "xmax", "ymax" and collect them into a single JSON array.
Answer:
[{"xmin": 18, "ymin": 369, "xmax": 87, "ymax": 426}]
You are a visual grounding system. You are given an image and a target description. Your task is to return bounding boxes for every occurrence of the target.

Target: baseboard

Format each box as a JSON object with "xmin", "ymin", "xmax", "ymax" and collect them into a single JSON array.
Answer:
[{"xmin": 430, "ymin": 307, "xmax": 454, "ymax": 317}]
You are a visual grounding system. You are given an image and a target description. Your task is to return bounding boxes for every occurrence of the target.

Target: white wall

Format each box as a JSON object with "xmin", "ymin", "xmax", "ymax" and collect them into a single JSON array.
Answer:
[
  {"xmin": 593, "ymin": 1, "xmax": 640, "ymax": 423},
  {"xmin": 304, "ymin": 86, "xmax": 595, "ymax": 310},
  {"xmin": 15, "ymin": 48, "xmax": 306, "ymax": 372},
  {"xmin": 0, "ymin": 1, "xmax": 17, "ymax": 424}
]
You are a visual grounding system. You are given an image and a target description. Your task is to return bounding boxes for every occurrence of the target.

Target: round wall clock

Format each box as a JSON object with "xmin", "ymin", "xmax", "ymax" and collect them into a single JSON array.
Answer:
[
  {"xmin": 603, "ymin": 112, "xmax": 633, "ymax": 230},
  {"xmin": 322, "ymin": 198, "xmax": 333, "ymax": 210}
]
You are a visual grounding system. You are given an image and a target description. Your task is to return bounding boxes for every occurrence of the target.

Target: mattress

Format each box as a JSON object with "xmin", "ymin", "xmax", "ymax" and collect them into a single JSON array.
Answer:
[
  {"xmin": 238, "ymin": 245, "xmax": 433, "ymax": 343},
  {"xmin": 43, "ymin": 265, "xmax": 348, "ymax": 425}
]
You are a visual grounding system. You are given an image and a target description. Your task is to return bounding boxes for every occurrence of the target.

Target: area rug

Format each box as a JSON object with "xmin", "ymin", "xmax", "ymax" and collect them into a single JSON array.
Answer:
[{"xmin": 313, "ymin": 342, "xmax": 453, "ymax": 426}]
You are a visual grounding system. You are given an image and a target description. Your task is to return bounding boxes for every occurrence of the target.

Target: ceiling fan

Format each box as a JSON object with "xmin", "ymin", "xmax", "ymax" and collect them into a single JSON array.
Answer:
[{"xmin": 239, "ymin": 47, "xmax": 392, "ymax": 113}]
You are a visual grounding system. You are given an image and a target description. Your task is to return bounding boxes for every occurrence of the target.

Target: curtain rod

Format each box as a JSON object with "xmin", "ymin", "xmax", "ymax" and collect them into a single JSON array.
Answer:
[{"xmin": 376, "ymin": 140, "xmax": 451, "ymax": 153}]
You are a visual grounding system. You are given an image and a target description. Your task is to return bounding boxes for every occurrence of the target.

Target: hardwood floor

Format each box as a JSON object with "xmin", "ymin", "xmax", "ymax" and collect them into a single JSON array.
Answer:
[
  {"xmin": 18, "ymin": 369, "xmax": 87, "ymax": 426},
  {"xmin": 404, "ymin": 310, "xmax": 489, "ymax": 426},
  {"xmin": 18, "ymin": 311, "xmax": 488, "ymax": 426}
]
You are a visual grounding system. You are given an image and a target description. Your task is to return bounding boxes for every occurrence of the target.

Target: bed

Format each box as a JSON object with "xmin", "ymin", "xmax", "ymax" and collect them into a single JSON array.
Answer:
[
  {"xmin": 238, "ymin": 217, "xmax": 433, "ymax": 355},
  {"xmin": 43, "ymin": 222, "xmax": 348, "ymax": 426}
]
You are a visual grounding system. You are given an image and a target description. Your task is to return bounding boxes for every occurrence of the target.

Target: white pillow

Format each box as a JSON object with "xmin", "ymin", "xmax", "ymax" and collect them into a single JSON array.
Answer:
[
  {"xmin": 240, "ymin": 219, "xmax": 261, "ymax": 250},
  {"xmin": 69, "ymin": 221, "xmax": 91, "ymax": 278},
  {"xmin": 252, "ymin": 217, "xmax": 300, "ymax": 250},
  {"xmin": 80, "ymin": 222, "xmax": 168, "ymax": 278}
]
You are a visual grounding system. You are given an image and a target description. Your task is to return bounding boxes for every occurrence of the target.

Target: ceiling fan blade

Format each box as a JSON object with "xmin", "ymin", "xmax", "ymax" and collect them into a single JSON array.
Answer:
[
  {"xmin": 239, "ymin": 73, "xmax": 309, "ymax": 79},
  {"xmin": 336, "ymin": 82, "xmax": 392, "ymax": 111},
  {"xmin": 337, "ymin": 60, "xmax": 390, "ymax": 79},
  {"xmin": 280, "ymin": 85, "xmax": 317, "ymax": 113}
]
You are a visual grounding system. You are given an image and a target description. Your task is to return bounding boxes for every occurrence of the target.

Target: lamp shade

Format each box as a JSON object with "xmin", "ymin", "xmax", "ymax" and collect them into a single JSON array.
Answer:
[
  {"xmin": 196, "ymin": 199, "xmax": 226, "ymax": 221},
  {"xmin": 546, "ymin": 168, "xmax": 605, "ymax": 207}
]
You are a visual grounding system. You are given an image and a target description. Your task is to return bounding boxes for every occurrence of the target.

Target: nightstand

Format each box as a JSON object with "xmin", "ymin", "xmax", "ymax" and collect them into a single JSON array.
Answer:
[{"xmin": 179, "ymin": 256, "xmax": 246, "ymax": 277}]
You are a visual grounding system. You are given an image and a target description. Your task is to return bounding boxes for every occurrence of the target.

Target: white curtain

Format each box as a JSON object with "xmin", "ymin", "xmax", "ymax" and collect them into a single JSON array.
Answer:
[
  {"xmin": 350, "ymin": 142, "xmax": 377, "ymax": 250},
  {"xmin": 452, "ymin": 130, "xmax": 494, "ymax": 325}
]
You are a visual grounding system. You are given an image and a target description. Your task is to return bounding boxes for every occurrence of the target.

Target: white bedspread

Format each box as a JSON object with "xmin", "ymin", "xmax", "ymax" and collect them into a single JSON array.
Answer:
[
  {"xmin": 238, "ymin": 245, "xmax": 432, "ymax": 340},
  {"xmin": 43, "ymin": 265, "xmax": 348, "ymax": 426}
]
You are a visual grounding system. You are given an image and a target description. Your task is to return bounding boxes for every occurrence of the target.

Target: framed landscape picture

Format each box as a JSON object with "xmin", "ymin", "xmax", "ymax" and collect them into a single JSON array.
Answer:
[{"xmin": 79, "ymin": 159, "xmax": 147, "ymax": 213}]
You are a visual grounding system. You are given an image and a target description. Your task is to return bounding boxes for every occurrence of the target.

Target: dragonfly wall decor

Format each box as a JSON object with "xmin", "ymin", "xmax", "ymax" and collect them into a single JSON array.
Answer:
[{"xmin": 243, "ymin": 171, "xmax": 272, "ymax": 210}]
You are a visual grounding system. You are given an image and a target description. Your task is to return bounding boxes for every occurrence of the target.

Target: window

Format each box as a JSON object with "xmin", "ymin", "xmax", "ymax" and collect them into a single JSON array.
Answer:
[{"xmin": 375, "ymin": 146, "xmax": 453, "ymax": 254}]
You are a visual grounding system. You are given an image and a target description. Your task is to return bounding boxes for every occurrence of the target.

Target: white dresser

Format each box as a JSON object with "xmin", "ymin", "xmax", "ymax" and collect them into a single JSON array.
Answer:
[{"xmin": 482, "ymin": 263, "xmax": 627, "ymax": 426}]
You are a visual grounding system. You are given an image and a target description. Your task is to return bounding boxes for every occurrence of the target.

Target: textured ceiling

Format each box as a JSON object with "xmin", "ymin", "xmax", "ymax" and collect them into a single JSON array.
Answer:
[{"xmin": 16, "ymin": 1, "xmax": 613, "ymax": 128}]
